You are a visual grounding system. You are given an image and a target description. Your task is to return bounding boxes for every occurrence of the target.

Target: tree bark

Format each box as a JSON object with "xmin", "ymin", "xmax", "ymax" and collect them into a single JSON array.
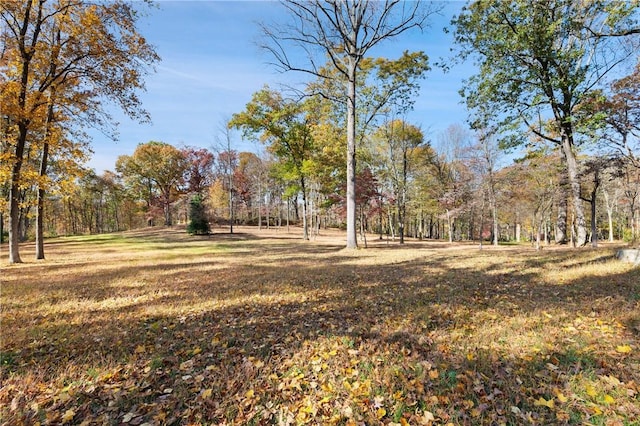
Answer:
[
  {"xmin": 36, "ymin": 142, "xmax": 49, "ymax": 259},
  {"xmin": 561, "ymin": 130, "xmax": 588, "ymax": 246},
  {"xmin": 555, "ymin": 173, "xmax": 568, "ymax": 244},
  {"xmin": 346, "ymin": 57, "xmax": 358, "ymax": 249},
  {"xmin": 300, "ymin": 177, "xmax": 309, "ymax": 240}
]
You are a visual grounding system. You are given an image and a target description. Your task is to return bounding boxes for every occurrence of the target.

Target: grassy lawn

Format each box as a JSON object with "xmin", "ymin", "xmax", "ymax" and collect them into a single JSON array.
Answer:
[{"xmin": 1, "ymin": 227, "xmax": 639, "ymax": 425}]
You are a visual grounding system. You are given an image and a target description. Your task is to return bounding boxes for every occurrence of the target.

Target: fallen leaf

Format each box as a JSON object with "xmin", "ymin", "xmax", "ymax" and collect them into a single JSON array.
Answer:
[
  {"xmin": 61, "ymin": 409, "xmax": 75, "ymax": 424},
  {"xmin": 616, "ymin": 345, "xmax": 632, "ymax": 354},
  {"xmin": 585, "ymin": 384, "xmax": 597, "ymax": 398},
  {"xmin": 533, "ymin": 397, "xmax": 554, "ymax": 408}
]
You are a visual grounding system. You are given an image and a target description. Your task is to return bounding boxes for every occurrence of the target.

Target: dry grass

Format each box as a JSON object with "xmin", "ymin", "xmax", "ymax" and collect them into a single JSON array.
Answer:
[{"xmin": 1, "ymin": 227, "xmax": 639, "ymax": 425}]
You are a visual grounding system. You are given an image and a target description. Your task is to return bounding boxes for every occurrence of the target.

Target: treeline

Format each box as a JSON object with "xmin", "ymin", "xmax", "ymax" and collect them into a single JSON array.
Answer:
[{"xmin": 14, "ymin": 125, "xmax": 638, "ymax": 249}]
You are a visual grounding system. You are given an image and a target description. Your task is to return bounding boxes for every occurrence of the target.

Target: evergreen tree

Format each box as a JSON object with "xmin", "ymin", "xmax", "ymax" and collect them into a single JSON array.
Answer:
[{"xmin": 187, "ymin": 194, "xmax": 210, "ymax": 235}]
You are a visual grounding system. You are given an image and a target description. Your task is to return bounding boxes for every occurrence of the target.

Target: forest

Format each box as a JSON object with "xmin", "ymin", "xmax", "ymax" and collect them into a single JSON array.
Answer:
[{"xmin": 1, "ymin": 1, "xmax": 640, "ymax": 424}]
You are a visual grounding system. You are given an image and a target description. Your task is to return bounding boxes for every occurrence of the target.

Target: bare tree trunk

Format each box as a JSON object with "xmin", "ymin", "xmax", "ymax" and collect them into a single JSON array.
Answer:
[
  {"xmin": 301, "ymin": 178, "xmax": 309, "ymax": 240},
  {"xmin": 561, "ymin": 132, "xmax": 588, "ymax": 246},
  {"xmin": 603, "ymin": 188, "xmax": 615, "ymax": 242},
  {"xmin": 346, "ymin": 57, "xmax": 358, "ymax": 249},
  {"xmin": 446, "ymin": 209, "xmax": 453, "ymax": 243},
  {"xmin": 555, "ymin": 175, "xmax": 568, "ymax": 244},
  {"xmin": 36, "ymin": 142, "xmax": 49, "ymax": 259}
]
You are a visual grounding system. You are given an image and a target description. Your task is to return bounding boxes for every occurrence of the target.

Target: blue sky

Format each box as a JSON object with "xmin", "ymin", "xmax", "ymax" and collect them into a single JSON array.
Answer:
[{"xmin": 87, "ymin": 1, "xmax": 474, "ymax": 173}]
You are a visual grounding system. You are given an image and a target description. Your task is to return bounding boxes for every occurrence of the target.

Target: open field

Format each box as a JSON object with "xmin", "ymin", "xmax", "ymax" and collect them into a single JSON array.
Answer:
[{"xmin": 1, "ymin": 227, "xmax": 639, "ymax": 425}]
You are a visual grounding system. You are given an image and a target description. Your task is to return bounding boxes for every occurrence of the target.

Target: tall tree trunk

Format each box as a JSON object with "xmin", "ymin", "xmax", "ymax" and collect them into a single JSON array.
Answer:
[
  {"xmin": 603, "ymin": 189, "xmax": 615, "ymax": 242},
  {"xmin": 555, "ymin": 174, "xmax": 568, "ymax": 244},
  {"xmin": 228, "ymin": 179, "xmax": 234, "ymax": 234},
  {"xmin": 300, "ymin": 177, "xmax": 309, "ymax": 240},
  {"xmin": 346, "ymin": 58, "xmax": 358, "ymax": 249},
  {"xmin": 9, "ymin": 123, "xmax": 28, "ymax": 264},
  {"xmin": 561, "ymin": 130, "xmax": 588, "ymax": 246},
  {"xmin": 36, "ymin": 142, "xmax": 49, "ymax": 259},
  {"xmin": 446, "ymin": 209, "xmax": 453, "ymax": 243},
  {"xmin": 590, "ymin": 170, "xmax": 600, "ymax": 248}
]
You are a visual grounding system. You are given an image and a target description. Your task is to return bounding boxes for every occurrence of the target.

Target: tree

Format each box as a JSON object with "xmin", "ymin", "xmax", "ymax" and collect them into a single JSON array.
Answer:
[
  {"xmin": 230, "ymin": 87, "xmax": 316, "ymax": 239},
  {"xmin": 505, "ymin": 154, "xmax": 559, "ymax": 250},
  {"xmin": 433, "ymin": 124, "xmax": 475, "ymax": 243},
  {"xmin": 263, "ymin": 0, "xmax": 440, "ymax": 248},
  {"xmin": 598, "ymin": 62, "xmax": 640, "ymax": 169},
  {"xmin": 465, "ymin": 130, "xmax": 502, "ymax": 246},
  {"xmin": 117, "ymin": 142, "xmax": 188, "ymax": 227},
  {"xmin": 373, "ymin": 119, "xmax": 424, "ymax": 243},
  {"xmin": 186, "ymin": 194, "xmax": 210, "ymax": 235},
  {"xmin": 1, "ymin": 0, "xmax": 158, "ymax": 263},
  {"xmin": 452, "ymin": 0, "xmax": 640, "ymax": 247},
  {"xmin": 182, "ymin": 147, "xmax": 215, "ymax": 196},
  {"xmin": 213, "ymin": 121, "xmax": 238, "ymax": 233}
]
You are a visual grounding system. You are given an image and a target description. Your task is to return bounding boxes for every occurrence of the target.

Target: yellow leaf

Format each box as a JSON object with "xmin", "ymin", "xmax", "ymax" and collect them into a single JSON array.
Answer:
[
  {"xmin": 321, "ymin": 382, "xmax": 334, "ymax": 392},
  {"xmin": 201, "ymin": 388, "xmax": 212, "ymax": 399},
  {"xmin": 428, "ymin": 369, "xmax": 439, "ymax": 380},
  {"xmin": 376, "ymin": 407, "xmax": 386, "ymax": 419},
  {"xmin": 533, "ymin": 397, "xmax": 555, "ymax": 408},
  {"xmin": 245, "ymin": 389, "xmax": 254, "ymax": 398},
  {"xmin": 556, "ymin": 392, "xmax": 568, "ymax": 403},
  {"xmin": 400, "ymin": 418, "xmax": 410, "ymax": 426},
  {"xmin": 192, "ymin": 346, "xmax": 201, "ymax": 355},
  {"xmin": 616, "ymin": 345, "xmax": 632, "ymax": 354},
  {"xmin": 466, "ymin": 353, "xmax": 475, "ymax": 361},
  {"xmin": 134, "ymin": 345, "xmax": 145, "ymax": 354},
  {"xmin": 603, "ymin": 394, "xmax": 615, "ymax": 404},
  {"xmin": 471, "ymin": 408, "xmax": 482, "ymax": 417},
  {"xmin": 585, "ymin": 384, "xmax": 598, "ymax": 398},
  {"xmin": 61, "ymin": 409, "xmax": 75, "ymax": 424}
]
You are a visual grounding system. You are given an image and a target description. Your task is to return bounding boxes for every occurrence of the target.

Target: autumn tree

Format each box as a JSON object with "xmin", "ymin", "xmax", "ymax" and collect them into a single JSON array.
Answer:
[
  {"xmin": 452, "ymin": 0, "xmax": 640, "ymax": 247},
  {"xmin": 234, "ymin": 152, "xmax": 268, "ymax": 226},
  {"xmin": 117, "ymin": 142, "xmax": 188, "ymax": 227},
  {"xmin": 504, "ymin": 153, "xmax": 560, "ymax": 250},
  {"xmin": 213, "ymin": 122, "xmax": 238, "ymax": 233},
  {"xmin": 598, "ymin": 62, "xmax": 640, "ymax": 170},
  {"xmin": 263, "ymin": 0, "xmax": 440, "ymax": 248},
  {"xmin": 1, "ymin": 0, "xmax": 158, "ymax": 263},
  {"xmin": 432, "ymin": 124, "xmax": 475, "ymax": 242},
  {"xmin": 372, "ymin": 120, "xmax": 424, "ymax": 243},
  {"xmin": 182, "ymin": 147, "xmax": 215, "ymax": 196},
  {"xmin": 464, "ymin": 131, "xmax": 503, "ymax": 246},
  {"xmin": 230, "ymin": 87, "xmax": 315, "ymax": 239}
]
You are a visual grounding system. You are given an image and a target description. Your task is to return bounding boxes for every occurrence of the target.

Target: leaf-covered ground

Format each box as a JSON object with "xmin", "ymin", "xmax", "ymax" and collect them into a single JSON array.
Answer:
[{"xmin": 1, "ymin": 227, "xmax": 639, "ymax": 425}]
